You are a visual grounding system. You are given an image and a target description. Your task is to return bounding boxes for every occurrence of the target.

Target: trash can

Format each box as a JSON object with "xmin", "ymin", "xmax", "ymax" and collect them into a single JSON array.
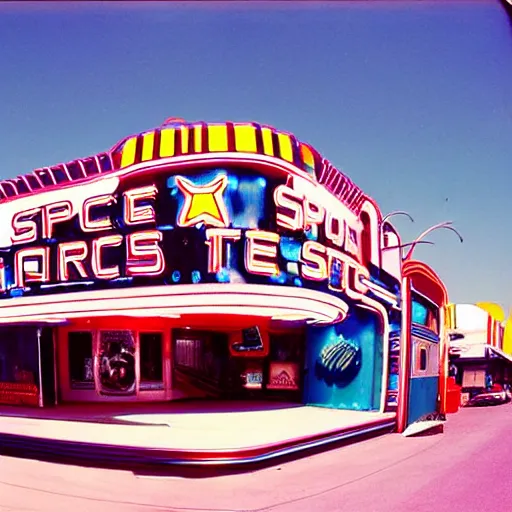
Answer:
[{"xmin": 445, "ymin": 377, "xmax": 461, "ymax": 414}]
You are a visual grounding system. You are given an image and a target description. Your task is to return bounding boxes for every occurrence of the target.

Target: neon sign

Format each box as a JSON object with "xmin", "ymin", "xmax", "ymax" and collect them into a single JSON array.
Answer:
[
  {"xmin": 1, "ymin": 169, "xmax": 371, "ymax": 303},
  {"xmin": 4, "ymin": 185, "xmax": 163, "ymax": 290}
]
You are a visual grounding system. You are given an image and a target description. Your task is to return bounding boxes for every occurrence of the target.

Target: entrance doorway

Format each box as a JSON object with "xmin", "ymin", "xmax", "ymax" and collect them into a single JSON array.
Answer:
[
  {"xmin": 172, "ymin": 329, "xmax": 230, "ymax": 398},
  {"xmin": 171, "ymin": 328, "xmax": 305, "ymax": 402},
  {"xmin": 39, "ymin": 327, "xmax": 56, "ymax": 406}
]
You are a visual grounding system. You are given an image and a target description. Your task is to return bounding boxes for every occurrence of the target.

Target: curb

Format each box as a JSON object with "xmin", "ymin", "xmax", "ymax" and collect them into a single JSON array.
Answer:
[{"xmin": 0, "ymin": 419, "xmax": 395, "ymax": 470}]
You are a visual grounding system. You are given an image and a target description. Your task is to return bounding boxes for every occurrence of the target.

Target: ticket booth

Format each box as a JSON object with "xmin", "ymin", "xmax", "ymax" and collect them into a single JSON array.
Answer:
[{"xmin": 397, "ymin": 260, "xmax": 449, "ymax": 432}]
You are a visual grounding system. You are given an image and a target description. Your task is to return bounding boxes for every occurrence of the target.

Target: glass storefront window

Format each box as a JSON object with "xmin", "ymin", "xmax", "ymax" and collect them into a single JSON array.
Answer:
[
  {"xmin": 270, "ymin": 334, "xmax": 302, "ymax": 362},
  {"xmin": 139, "ymin": 332, "xmax": 164, "ymax": 390},
  {"xmin": 173, "ymin": 331, "xmax": 229, "ymax": 397},
  {"xmin": 175, "ymin": 337, "xmax": 202, "ymax": 371},
  {"xmin": 0, "ymin": 327, "xmax": 40, "ymax": 385},
  {"xmin": 68, "ymin": 331, "xmax": 94, "ymax": 390}
]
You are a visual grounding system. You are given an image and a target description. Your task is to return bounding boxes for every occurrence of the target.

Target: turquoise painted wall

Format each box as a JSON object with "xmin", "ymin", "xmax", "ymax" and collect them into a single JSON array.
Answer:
[
  {"xmin": 407, "ymin": 376, "xmax": 439, "ymax": 424},
  {"xmin": 304, "ymin": 307, "xmax": 383, "ymax": 411}
]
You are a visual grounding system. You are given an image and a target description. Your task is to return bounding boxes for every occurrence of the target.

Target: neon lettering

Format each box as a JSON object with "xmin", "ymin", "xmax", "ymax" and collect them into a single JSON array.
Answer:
[
  {"xmin": 301, "ymin": 241, "xmax": 328, "ymax": 281},
  {"xmin": 304, "ymin": 200, "xmax": 325, "ymax": 228},
  {"xmin": 205, "ymin": 228, "xmax": 242, "ymax": 273},
  {"xmin": 325, "ymin": 212, "xmax": 345, "ymax": 248},
  {"xmin": 344, "ymin": 224, "xmax": 359, "ymax": 257},
  {"xmin": 42, "ymin": 201, "xmax": 73, "ymax": 239},
  {"xmin": 274, "ymin": 185, "xmax": 304, "ymax": 231},
  {"xmin": 11, "ymin": 208, "xmax": 40, "ymax": 245},
  {"xmin": 91, "ymin": 235, "xmax": 123, "ymax": 280},
  {"xmin": 57, "ymin": 241, "xmax": 89, "ymax": 281},
  {"xmin": 245, "ymin": 230, "xmax": 280, "ymax": 276},
  {"xmin": 273, "ymin": 182, "xmax": 362, "ymax": 260},
  {"xmin": 123, "ymin": 185, "xmax": 158, "ymax": 226},
  {"xmin": 126, "ymin": 230, "xmax": 165, "ymax": 276},
  {"xmin": 14, "ymin": 247, "xmax": 50, "ymax": 288},
  {"xmin": 81, "ymin": 194, "xmax": 115, "ymax": 232}
]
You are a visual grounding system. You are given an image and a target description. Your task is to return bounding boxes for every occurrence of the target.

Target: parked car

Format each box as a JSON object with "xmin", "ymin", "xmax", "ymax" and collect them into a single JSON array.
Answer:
[
  {"xmin": 504, "ymin": 383, "xmax": 512, "ymax": 402},
  {"xmin": 467, "ymin": 384, "xmax": 510, "ymax": 407}
]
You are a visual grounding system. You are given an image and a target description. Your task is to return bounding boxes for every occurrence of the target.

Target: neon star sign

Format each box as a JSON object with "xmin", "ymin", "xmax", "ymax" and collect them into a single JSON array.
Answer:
[{"xmin": 175, "ymin": 174, "xmax": 230, "ymax": 228}]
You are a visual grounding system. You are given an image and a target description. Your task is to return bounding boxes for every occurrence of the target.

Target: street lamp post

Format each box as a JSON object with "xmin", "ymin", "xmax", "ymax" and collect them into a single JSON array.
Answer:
[
  {"xmin": 381, "ymin": 211, "xmax": 435, "ymax": 257},
  {"xmin": 403, "ymin": 221, "xmax": 463, "ymax": 261},
  {"xmin": 380, "ymin": 214, "xmax": 463, "ymax": 431}
]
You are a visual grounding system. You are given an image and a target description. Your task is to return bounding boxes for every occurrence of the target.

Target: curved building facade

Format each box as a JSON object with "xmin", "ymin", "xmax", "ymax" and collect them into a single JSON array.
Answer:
[{"xmin": 0, "ymin": 119, "xmax": 446, "ymax": 435}]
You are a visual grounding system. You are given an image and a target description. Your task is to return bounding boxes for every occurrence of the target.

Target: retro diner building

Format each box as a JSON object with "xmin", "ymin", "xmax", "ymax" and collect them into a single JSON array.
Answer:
[
  {"xmin": 447, "ymin": 303, "xmax": 512, "ymax": 400},
  {"xmin": 0, "ymin": 119, "xmax": 449, "ymax": 437}
]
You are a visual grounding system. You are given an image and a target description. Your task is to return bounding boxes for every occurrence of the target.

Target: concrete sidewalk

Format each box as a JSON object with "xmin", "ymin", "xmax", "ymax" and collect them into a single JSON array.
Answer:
[
  {"xmin": 1, "ymin": 405, "xmax": 508, "ymax": 512},
  {"xmin": 0, "ymin": 401, "xmax": 396, "ymax": 467}
]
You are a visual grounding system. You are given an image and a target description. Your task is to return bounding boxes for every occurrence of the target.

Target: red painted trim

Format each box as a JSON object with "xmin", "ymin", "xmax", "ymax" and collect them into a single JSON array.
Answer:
[
  {"xmin": 397, "ymin": 277, "xmax": 412, "ymax": 433},
  {"xmin": 402, "ymin": 260, "xmax": 448, "ymax": 307}
]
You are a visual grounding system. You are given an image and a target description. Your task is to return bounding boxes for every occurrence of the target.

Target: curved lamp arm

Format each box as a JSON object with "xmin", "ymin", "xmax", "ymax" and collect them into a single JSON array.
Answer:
[
  {"xmin": 404, "ymin": 221, "xmax": 463, "ymax": 261},
  {"xmin": 382, "ymin": 211, "xmax": 415, "ymax": 225},
  {"xmin": 381, "ymin": 240, "xmax": 435, "ymax": 252}
]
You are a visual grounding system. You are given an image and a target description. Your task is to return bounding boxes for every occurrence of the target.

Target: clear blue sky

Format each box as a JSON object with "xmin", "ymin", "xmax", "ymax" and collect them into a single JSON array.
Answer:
[{"xmin": 0, "ymin": 1, "xmax": 511, "ymax": 307}]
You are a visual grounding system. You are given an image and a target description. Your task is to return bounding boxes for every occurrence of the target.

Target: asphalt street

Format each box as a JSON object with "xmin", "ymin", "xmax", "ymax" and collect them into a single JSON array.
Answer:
[{"xmin": 1, "ymin": 403, "xmax": 510, "ymax": 512}]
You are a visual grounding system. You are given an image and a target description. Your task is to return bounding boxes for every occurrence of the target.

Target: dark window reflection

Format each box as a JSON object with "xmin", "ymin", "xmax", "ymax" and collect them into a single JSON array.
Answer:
[
  {"xmin": 68, "ymin": 331, "xmax": 94, "ymax": 390},
  {"xmin": 140, "ymin": 332, "xmax": 164, "ymax": 390}
]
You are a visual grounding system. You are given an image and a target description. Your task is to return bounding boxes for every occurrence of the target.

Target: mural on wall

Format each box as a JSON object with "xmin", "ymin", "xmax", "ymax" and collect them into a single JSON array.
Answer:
[
  {"xmin": 315, "ymin": 335, "xmax": 361, "ymax": 386},
  {"xmin": 98, "ymin": 330, "xmax": 136, "ymax": 396},
  {"xmin": 305, "ymin": 306, "xmax": 383, "ymax": 411}
]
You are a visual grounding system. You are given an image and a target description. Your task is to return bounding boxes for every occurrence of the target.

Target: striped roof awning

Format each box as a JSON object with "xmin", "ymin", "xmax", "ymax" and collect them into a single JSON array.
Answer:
[{"xmin": 0, "ymin": 120, "xmax": 370, "ymax": 216}]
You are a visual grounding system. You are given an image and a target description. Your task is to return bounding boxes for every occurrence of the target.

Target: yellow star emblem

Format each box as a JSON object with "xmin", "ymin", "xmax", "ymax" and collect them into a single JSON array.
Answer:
[{"xmin": 175, "ymin": 174, "xmax": 230, "ymax": 228}]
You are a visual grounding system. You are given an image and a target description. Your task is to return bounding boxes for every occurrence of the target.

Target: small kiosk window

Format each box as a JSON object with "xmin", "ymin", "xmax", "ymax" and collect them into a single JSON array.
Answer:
[
  {"xmin": 139, "ymin": 332, "xmax": 164, "ymax": 390},
  {"xmin": 68, "ymin": 332, "xmax": 94, "ymax": 389},
  {"xmin": 412, "ymin": 295, "xmax": 440, "ymax": 334},
  {"xmin": 419, "ymin": 348, "xmax": 427, "ymax": 371}
]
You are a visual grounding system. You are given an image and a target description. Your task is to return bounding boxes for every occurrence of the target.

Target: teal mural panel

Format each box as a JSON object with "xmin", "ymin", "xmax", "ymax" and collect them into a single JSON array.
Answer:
[{"xmin": 304, "ymin": 307, "xmax": 383, "ymax": 411}]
